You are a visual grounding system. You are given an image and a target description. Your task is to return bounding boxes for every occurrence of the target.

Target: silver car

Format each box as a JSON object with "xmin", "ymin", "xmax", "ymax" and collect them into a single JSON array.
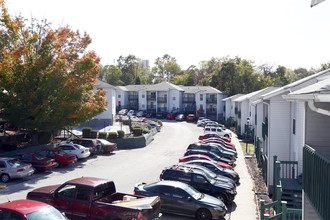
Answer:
[{"xmin": 0, "ymin": 157, "xmax": 34, "ymax": 183}]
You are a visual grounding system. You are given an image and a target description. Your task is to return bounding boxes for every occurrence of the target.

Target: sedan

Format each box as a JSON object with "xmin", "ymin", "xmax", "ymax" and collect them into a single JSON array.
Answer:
[
  {"xmin": 184, "ymin": 150, "xmax": 235, "ymax": 167},
  {"xmin": 97, "ymin": 139, "xmax": 118, "ymax": 154},
  {"xmin": 56, "ymin": 143, "xmax": 90, "ymax": 159},
  {"xmin": 166, "ymin": 113, "xmax": 176, "ymax": 120},
  {"xmin": 180, "ymin": 160, "xmax": 240, "ymax": 184},
  {"xmin": 0, "ymin": 158, "xmax": 34, "ymax": 183},
  {"xmin": 179, "ymin": 155, "xmax": 233, "ymax": 170},
  {"xmin": 201, "ymin": 138, "xmax": 236, "ymax": 150},
  {"xmin": 37, "ymin": 149, "xmax": 77, "ymax": 167},
  {"xmin": 199, "ymin": 133, "xmax": 231, "ymax": 143},
  {"xmin": 0, "ymin": 199, "xmax": 67, "ymax": 220},
  {"xmin": 13, "ymin": 153, "xmax": 57, "ymax": 172},
  {"xmin": 186, "ymin": 114, "xmax": 196, "ymax": 122},
  {"xmin": 134, "ymin": 180, "xmax": 226, "ymax": 220},
  {"xmin": 175, "ymin": 114, "xmax": 185, "ymax": 121}
]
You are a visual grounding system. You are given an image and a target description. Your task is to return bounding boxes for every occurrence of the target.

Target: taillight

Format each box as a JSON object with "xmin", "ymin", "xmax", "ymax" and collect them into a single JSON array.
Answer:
[
  {"xmin": 161, "ymin": 170, "xmax": 164, "ymax": 174},
  {"xmin": 17, "ymin": 169, "xmax": 24, "ymax": 172},
  {"xmin": 81, "ymin": 151, "xmax": 84, "ymax": 154}
]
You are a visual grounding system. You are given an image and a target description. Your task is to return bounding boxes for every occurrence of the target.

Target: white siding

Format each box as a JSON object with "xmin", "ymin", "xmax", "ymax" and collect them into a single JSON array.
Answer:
[
  {"xmin": 256, "ymin": 102, "xmax": 263, "ymax": 140},
  {"xmin": 139, "ymin": 90, "xmax": 147, "ymax": 110},
  {"xmin": 168, "ymin": 90, "xmax": 181, "ymax": 112},
  {"xmin": 293, "ymin": 101, "xmax": 305, "ymax": 175},
  {"xmin": 267, "ymin": 100, "xmax": 291, "ymax": 187}
]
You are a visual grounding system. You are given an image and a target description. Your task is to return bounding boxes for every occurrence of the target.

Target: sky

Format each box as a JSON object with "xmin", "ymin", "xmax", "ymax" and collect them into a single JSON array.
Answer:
[{"xmin": 4, "ymin": 0, "xmax": 330, "ymax": 70}]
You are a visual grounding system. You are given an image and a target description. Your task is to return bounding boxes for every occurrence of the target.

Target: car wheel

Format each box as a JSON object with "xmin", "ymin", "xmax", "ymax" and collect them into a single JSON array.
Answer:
[
  {"xmin": 1, "ymin": 174, "xmax": 10, "ymax": 183},
  {"xmin": 54, "ymin": 160, "xmax": 61, "ymax": 168},
  {"xmin": 196, "ymin": 208, "xmax": 212, "ymax": 220},
  {"xmin": 217, "ymin": 194, "xmax": 228, "ymax": 204}
]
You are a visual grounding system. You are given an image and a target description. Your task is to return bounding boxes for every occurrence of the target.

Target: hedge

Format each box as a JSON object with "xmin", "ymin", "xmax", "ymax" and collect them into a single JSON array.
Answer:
[
  {"xmin": 82, "ymin": 127, "xmax": 92, "ymax": 138},
  {"xmin": 98, "ymin": 132, "xmax": 107, "ymax": 139},
  {"xmin": 117, "ymin": 130, "xmax": 125, "ymax": 138},
  {"xmin": 108, "ymin": 132, "xmax": 118, "ymax": 139}
]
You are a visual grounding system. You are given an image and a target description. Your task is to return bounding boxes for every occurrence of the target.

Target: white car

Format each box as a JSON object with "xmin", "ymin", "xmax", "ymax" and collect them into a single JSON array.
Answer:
[
  {"xmin": 204, "ymin": 126, "xmax": 232, "ymax": 138},
  {"xmin": 57, "ymin": 143, "xmax": 91, "ymax": 159}
]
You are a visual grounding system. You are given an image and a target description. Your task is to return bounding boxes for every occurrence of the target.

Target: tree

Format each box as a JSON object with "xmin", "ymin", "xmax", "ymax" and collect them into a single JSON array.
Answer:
[
  {"xmin": 0, "ymin": 0, "xmax": 107, "ymax": 141},
  {"xmin": 153, "ymin": 54, "xmax": 182, "ymax": 82},
  {"xmin": 116, "ymin": 55, "xmax": 139, "ymax": 85},
  {"xmin": 98, "ymin": 65, "xmax": 124, "ymax": 86}
]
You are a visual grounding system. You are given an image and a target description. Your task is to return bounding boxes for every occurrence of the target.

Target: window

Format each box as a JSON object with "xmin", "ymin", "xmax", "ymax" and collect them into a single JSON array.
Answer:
[
  {"xmin": 193, "ymin": 174, "xmax": 208, "ymax": 184},
  {"xmin": 118, "ymin": 94, "xmax": 121, "ymax": 98},
  {"xmin": 57, "ymin": 184, "xmax": 76, "ymax": 199},
  {"xmin": 0, "ymin": 161, "xmax": 6, "ymax": 168},
  {"xmin": 173, "ymin": 188, "xmax": 189, "ymax": 199},
  {"xmin": 293, "ymin": 119, "xmax": 296, "ymax": 135},
  {"xmin": 142, "ymin": 94, "xmax": 145, "ymax": 98},
  {"xmin": 0, "ymin": 210, "xmax": 23, "ymax": 220},
  {"xmin": 173, "ymin": 97, "xmax": 176, "ymax": 101},
  {"xmin": 76, "ymin": 185, "xmax": 91, "ymax": 201},
  {"xmin": 200, "ymin": 94, "xmax": 203, "ymax": 101},
  {"xmin": 142, "ymin": 104, "xmax": 145, "ymax": 108}
]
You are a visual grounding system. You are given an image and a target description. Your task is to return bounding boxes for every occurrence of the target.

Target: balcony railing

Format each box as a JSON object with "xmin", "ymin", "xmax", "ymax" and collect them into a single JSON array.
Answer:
[
  {"xmin": 128, "ymin": 95, "xmax": 138, "ymax": 100},
  {"xmin": 206, "ymin": 109, "xmax": 217, "ymax": 115},
  {"xmin": 147, "ymin": 105, "xmax": 156, "ymax": 110},
  {"xmin": 147, "ymin": 95, "xmax": 156, "ymax": 100},
  {"xmin": 157, "ymin": 97, "xmax": 167, "ymax": 103},
  {"xmin": 303, "ymin": 145, "xmax": 330, "ymax": 220},
  {"xmin": 183, "ymin": 97, "xmax": 195, "ymax": 103},
  {"xmin": 206, "ymin": 98, "xmax": 217, "ymax": 103},
  {"xmin": 158, "ymin": 107, "xmax": 167, "ymax": 112}
]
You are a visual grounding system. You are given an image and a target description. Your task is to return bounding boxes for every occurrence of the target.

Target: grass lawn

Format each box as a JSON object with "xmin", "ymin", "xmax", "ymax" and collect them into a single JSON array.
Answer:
[{"xmin": 240, "ymin": 141, "xmax": 255, "ymax": 155}]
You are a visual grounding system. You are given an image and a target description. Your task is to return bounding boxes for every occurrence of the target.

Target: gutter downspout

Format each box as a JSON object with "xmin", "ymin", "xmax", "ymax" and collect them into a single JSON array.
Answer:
[{"xmin": 307, "ymin": 99, "xmax": 330, "ymax": 116}]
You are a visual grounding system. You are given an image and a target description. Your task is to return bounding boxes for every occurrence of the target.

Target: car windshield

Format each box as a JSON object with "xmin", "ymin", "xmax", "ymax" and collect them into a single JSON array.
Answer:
[
  {"xmin": 202, "ymin": 171, "xmax": 216, "ymax": 184},
  {"xmin": 56, "ymin": 150, "xmax": 67, "ymax": 156},
  {"xmin": 184, "ymin": 185, "xmax": 203, "ymax": 200},
  {"xmin": 26, "ymin": 206, "xmax": 67, "ymax": 220},
  {"xmin": 34, "ymin": 153, "xmax": 47, "ymax": 160},
  {"xmin": 7, "ymin": 159, "xmax": 26, "ymax": 167}
]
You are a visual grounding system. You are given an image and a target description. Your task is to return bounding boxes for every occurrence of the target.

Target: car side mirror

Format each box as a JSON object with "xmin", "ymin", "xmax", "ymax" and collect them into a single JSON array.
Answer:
[{"xmin": 187, "ymin": 196, "xmax": 192, "ymax": 201}]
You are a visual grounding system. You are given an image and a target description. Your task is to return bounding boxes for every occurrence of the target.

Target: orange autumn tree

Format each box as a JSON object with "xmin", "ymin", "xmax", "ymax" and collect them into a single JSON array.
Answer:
[{"xmin": 0, "ymin": 0, "xmax": 108, "ymax": 138}]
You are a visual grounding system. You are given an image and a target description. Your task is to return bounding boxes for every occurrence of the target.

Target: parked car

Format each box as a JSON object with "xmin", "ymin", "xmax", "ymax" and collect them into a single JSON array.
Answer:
[
  {"xmin": 184, "ymin": 149, "xmax": 235, "ymax": 167},
  {"xmin": 175, "ymin": 114, "xmax": 185, "ymax": 121},
  {"xmin": 197, "ymin": 118, "xmax": 208, "ymax": 127},
  {"xmin": 204, "ymin": 126, "xmax": 232, "ymax": 138},
  {"xmin": 0, "ymin": 157, "xmax": 34, "ymax": 183},
  {"xmin": 56, "ymin": 143, "xmax": 90, "ymax": 159},
  {"xmin": 146, "ymin": 111, "xmax": 156, "ymax": 118},
  {"xmin": 0, "ymin": 199, "xmax": 67, "ymax": 220},
  {"xmin": 13, "ymin": 153, "xmax": 57, "ymax": 172},
  {"xmin": 199, "ymin": 133, "xmax": 231, "ymax": 142},
  {"xmin": 136, "ymin": 110, "xmax": 146, "ymax": 117},
  {"xmin": 166, "ymin": 113, "xmax": 176, "ymax": 120},
  {"xmin": 134, "ymin": 180, "xmax": 227, "ymax": 219},
  {"xmin": 127, "ymin": 109, "xmax": 136, "ymax": 116},
  {"xmin": 37, "ymin": 149, "xmax": 77, "ymax": 167},
  {"xmin": 118, "ymin": 108, "xmax": 128, "ymax": 115},
  {"xmin": 97, "ymin": 139, "xmax": 118, "ymax": 153},
  {"xmin": 179, "ymin": 154, "xmax": 233, "ymax": 170},
  {"xmin": 201, "ymin": 138, "xmax": 236, "ymax": 150},
  {"xmin": 181, "ymin": 160, "xmax": 240, "ymax": 184},
  {"xmin": 71, "ymin": 138, "xmax": 101, "ymax": 155},
  {"xmin": 176, "ymin": 163, "xmax": 236, "ymax": 187},
  {"xmin": 156, "ymin": 112, "xmax": 166, "ymax": 119},
  {"xmin": 160, "ymin": 165, "xmax": 237, "ymax": 204},
  {"xmin": 27, "ymin": 177, "xmax": 162, "ymax": 220},
  {"xmin": 146, "ymin": 120, "xmax": 161, "ymax": 132},
  {"xmin": 187, "ymin": 143, "xmax": 237, "ymax": 160},
  {"xmin": 186, "ymin": 114, "xmax": 196, "ymax": 122}
]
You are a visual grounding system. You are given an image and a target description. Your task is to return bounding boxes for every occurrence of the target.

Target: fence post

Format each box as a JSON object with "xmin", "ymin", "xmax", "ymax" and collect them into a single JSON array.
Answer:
[
  {"xmin": 281, "ymin": 201, "xmax": 287, "ymax": 220},
  {"xmin": 260, "ymin": 200, "xmax": 265, "ymax": 220}
]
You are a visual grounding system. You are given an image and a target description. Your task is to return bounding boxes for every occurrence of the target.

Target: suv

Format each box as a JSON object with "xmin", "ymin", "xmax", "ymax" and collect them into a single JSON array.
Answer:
[
  {"xmin": 204, "ymin": 126, "xmax": 231, "ymax": 138},
  {"xmin": 160, "ymin": 165, "xmax": 236, "ymax": 204},
  {"xmin": 71, "ymin": 138, "xmax": 101, "ymax": 155}
]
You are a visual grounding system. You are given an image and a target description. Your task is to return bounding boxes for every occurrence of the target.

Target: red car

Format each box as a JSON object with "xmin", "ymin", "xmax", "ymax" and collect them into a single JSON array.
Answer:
[
  {"xmin": 186, "ymin": 114, "xmax": 196, "ymax": 122},
  {"xmin": 166, "ymin": 113, "xmax": 176, "ymax": 120},
  {"xmin": 38, "ymin": 149, "xmax": 77, "ymax": 167},
  {"xmin": 0, "ymin": 199, "xmax": 67, "ymax": 219},
  {"xmin": 179, "ymin": 154, "xmax": 233, "ymax": 169},
  {"xmin": 199, "ymin": 133, "xmax": 231, "ymax": 143},
  {"xmin": 97, "ymin": 139, "xmax": 118, "ymax": 153},
  {"xmin": 13, "ymin": 152, "xmax": 57, "ymax": 172}
]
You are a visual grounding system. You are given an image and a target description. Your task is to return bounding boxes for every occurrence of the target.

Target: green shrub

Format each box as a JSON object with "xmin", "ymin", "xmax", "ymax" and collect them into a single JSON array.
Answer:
[
  {"xmin": 108, "ymin": 132, "xmax": 118, "ymax": 139},
  {"xmin": 90, "ymin": 130, "xmax": 98, "ymax": 139},
  {"xmin": 82, "ymin": 127, "xmax": 92, "ymax": 138},
  {"xmin": 157, "ymin": 120, "xmax": 163, "ymax": 126},
  {"xmin": 117, "ymin": 130, "xmax": 125, "ymax": 138},
  {"xmin": 133, "ymin": 127, "xmax": 143, "ymax": 136},
  {"xmin": 98, "ymin": 132, "xmax": 107, "ymax": 139}
]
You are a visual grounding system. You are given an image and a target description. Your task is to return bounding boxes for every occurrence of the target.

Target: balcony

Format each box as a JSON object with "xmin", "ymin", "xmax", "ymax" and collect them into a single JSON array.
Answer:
[
  {"xmin": 303, "ymin": 145, "xmax": 330, "ymax": 220},
  {"xmin": 157, "ymin": 97, "xmax": 167, "ymax": 103},
  {"xmin": 128, "ymin": 95, "xmax": 138, "ymax": 100},
  {"xmin": 206, "ymin": 98, "xmax": 217, "ymax": 103},
  {"xmin": 183, "ymin": 97, "xmax": 195, "ymax": 103},
  {"xmin": 158, "ymin": 107, "xmax": 167, "ymax": 113},
  {"xmin": 147, "ymin": 95, "xmax": 156, "ymax": 100},
  {"xmin": 147, "ymin": 105, "xmax": 156, "ymax": 111}
]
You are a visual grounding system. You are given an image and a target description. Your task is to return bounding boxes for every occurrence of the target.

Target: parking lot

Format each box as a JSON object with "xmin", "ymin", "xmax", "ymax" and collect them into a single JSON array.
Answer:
[{"xmin": 0, "ymin": 121, "xmax": 257, "ymax": 220}]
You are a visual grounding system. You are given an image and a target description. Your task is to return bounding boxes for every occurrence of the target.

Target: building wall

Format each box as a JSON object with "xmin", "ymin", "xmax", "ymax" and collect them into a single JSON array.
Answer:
[
  {"xmin": 267, "ymin": 100, "xmax": 291, "ymax": 189},
  {"xmin": 168, "ymin": 90, "xmax": 181, "ymax": 112},
  {"xmin": 256, "ymin": 102, "xmax": 263, "ymax": 141},
  {"xmin": 139, "ymin": 90, "xmax": 147, "ymax": 110},
  {"xmin": 240, "ymin": 100, "xmax": 249, "ymax": 134},
  {"xmin": 196, "ymin": 92, "xmax": 206, "ymax": 115}
]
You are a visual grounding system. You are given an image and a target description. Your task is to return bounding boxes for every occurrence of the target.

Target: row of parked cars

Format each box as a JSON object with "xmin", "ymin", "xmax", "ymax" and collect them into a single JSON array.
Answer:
[
  {"xmin": 0, "ymin": 138, "xmax": 117, "ymax": 183},
  {"xmin": 131, "ymin": 118, "xmax": 240, "ymax": 220}
]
